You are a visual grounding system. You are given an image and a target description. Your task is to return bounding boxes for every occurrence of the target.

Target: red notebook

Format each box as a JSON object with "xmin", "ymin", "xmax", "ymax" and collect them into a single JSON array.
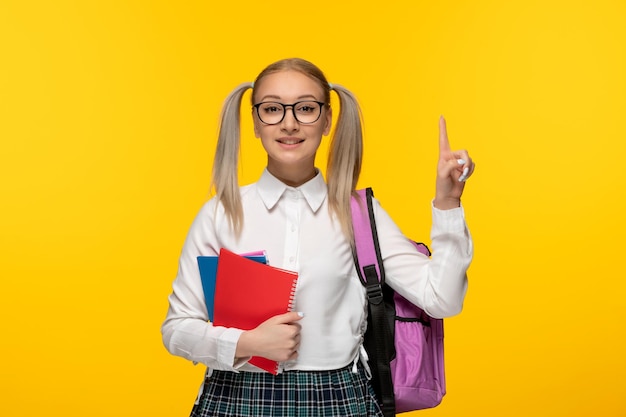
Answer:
[{"xmin": 213, "ymin": 248, "xmax": 298, "ymax": 374}]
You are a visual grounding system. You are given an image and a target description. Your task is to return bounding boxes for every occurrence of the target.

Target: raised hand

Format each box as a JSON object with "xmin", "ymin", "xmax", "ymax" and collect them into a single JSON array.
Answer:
[{"xmin": 434, "ymin": 116, "xmax": 475, "ymax": 210}]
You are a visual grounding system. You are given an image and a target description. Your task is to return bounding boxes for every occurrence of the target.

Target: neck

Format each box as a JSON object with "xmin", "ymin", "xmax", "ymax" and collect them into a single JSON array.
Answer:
[{"xmin": 268, "ymin": 165, "xmax": 317, "ymax": 187}]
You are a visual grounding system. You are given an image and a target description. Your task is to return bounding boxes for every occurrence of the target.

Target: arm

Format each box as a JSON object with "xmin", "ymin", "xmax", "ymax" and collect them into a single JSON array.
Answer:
[
  {"xmin": 372, "ymin": 200, "xmax": 472, "ymax": 318},
  {"xmin": 161, "ymin": 201, "xmax": 246, "ymax": 370},
  {"xmin": 161, "ymin": 199, "xmax": 304, "ymax": 368},
  {"xmin": 377, "ymin": 117, "xmax": 475, "ymax": 318}
]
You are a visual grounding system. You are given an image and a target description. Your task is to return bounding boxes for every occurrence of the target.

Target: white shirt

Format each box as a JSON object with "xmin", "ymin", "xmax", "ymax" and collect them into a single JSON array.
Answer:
[{"xmin": 161, "ymin": 169, "xmax": 472, "ymax": 372}]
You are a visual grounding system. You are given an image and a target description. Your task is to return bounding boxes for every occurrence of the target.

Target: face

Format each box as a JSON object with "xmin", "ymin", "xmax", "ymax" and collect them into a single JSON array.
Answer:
[{"xmin": 252, "ymin": 70, "xmax": 332, "ymax": 180}]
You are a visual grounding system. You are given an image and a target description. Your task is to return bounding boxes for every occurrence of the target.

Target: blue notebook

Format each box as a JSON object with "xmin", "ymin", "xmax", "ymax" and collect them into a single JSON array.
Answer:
[{"xmin": 197, "ymin": 251, "xmax": 267, "ymax": 322}]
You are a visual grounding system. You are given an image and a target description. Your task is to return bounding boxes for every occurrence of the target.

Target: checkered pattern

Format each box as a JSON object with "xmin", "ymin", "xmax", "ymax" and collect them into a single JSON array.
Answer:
[{"xmin": 190, "ymin": 366, "xmax": 383, "ymax": 417}]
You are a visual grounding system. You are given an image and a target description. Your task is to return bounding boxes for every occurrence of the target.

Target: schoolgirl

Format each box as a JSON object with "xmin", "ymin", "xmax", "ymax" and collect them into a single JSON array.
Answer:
[{"xmin": 162, "ymin": 58, "xmax": 474, "ymax": 416}]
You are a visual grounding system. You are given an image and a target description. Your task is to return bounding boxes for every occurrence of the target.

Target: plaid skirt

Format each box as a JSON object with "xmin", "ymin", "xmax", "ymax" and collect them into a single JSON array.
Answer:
[{"xmin": 190, "ymin": 365, "xmax": 383, "ymax": 417}]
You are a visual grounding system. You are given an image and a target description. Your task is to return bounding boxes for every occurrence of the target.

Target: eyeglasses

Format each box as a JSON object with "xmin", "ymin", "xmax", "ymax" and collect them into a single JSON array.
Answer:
[{"xmin": 253, "ymin": 101, "xmax": 325, "ymax": 125}]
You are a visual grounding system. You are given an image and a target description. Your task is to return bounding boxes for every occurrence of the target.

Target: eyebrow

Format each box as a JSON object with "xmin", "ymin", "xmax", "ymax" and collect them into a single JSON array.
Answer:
[{"xmin": 259, "ymin": 94, "xmax": 320, "ymax": 102}]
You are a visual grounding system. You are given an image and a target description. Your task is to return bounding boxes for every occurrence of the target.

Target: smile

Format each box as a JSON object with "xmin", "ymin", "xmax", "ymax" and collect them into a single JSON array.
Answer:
[{"xmin": 277, "ymin": 138, "xmax": 305, "ymax": 145}]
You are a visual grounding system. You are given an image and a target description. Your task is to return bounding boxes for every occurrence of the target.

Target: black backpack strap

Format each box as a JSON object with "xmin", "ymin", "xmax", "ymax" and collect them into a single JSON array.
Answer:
[{"xmin": 352, "ymin": 188, "xmax": 396, "ymax": 417}]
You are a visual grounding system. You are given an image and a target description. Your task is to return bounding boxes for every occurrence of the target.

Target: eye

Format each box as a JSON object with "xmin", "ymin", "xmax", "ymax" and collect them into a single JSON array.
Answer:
[
  {"xmin": 296, "ymin": 102, "xmax": 318, "ymax": 114},
  {"xmin": 260, "ymin": 103, "xmax": 282, "ymax": 113}
]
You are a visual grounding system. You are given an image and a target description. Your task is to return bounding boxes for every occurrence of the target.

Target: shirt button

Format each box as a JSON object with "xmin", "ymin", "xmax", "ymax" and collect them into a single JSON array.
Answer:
[
  {"xmin": 291, "ymin": 225, "xmax": 296, "ymax": 232},
  {"xmin": 289, "ymin": 256, "xmax": 295, "ymax": 263}
]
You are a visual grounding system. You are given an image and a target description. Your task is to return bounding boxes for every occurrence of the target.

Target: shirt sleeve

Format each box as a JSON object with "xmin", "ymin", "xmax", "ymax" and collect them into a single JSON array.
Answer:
[
  {"xmin": 372, "ymin": 199, "xmax": 473, "ymax": 318},
  {"xmin": 160, "ymin": 201, "xmax": 250, "ymax": 370}
]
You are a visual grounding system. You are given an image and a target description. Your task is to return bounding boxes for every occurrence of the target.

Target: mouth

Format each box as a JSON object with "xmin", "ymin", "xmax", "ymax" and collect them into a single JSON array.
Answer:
[{"xmin": 277, "ymin": 137, "xmax": 305, "ymax": 145}]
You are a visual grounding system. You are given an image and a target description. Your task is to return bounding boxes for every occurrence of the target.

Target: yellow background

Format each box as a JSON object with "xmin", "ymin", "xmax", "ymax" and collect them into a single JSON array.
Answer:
[{"xmin": 1, "ymin": 1, "xmax": 625, "ymax": 416}]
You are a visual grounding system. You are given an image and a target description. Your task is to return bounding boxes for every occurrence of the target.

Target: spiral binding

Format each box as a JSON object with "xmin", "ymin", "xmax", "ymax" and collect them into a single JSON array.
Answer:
[{"xmin": 287, "ymin": 280, "xmax": 297, "ymax": 311}]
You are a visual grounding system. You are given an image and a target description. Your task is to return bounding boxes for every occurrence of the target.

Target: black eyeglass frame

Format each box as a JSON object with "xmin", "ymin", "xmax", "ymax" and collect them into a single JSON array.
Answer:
[{"xmin": 252, "ymin": 101, "xmax": 326, "ymax": 125}]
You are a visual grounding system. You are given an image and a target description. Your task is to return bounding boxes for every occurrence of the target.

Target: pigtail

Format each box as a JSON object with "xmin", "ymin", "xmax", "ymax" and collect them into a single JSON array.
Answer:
[
  {"xmin": 326, "ymin": 84, "xmax": 364, "ymax": 244},
  {"xmin": 211, "ymin": 82, "xmax": 253, "ymax": 235}
]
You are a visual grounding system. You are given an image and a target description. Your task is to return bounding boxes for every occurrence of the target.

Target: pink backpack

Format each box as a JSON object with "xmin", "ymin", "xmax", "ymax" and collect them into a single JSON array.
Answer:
[{"xmin": 351, "ymin": 188, "xmax": 446, "ymax": 416}]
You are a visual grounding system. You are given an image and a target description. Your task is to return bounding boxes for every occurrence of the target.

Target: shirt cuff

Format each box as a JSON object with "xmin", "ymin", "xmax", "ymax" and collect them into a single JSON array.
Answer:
[
  {"xmin": 431, "ymin": 200, "xmax": 467, "ymax": 234},
  {"xmin": 217, "ymin": 327, "xmax": 249, "ymax": 369}
]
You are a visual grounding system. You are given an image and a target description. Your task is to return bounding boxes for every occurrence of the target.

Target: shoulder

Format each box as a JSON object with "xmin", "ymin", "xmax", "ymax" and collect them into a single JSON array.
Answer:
[
  {"xmin": 239, "ymin": 183, "xmax": 257, "ymax": 199},
  {"xmin": 201, "ymin": 182, "xmax": 258, "ymax": 209}
]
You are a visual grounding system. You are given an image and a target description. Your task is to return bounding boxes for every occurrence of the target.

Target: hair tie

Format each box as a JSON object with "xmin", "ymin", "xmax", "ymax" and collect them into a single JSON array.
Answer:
[
  {"xmin": 250, "ymin": 82, "xmax": 254, "ymax": 89},
  {"xmin": 328, "ymin": 82, "xmax": 334, "ymax": 90}
]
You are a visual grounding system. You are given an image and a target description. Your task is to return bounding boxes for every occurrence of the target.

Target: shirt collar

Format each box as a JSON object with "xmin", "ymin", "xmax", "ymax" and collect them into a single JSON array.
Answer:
[{"xmin": 257, "ymin": 169, "xmax": 327, "ymax": 213}]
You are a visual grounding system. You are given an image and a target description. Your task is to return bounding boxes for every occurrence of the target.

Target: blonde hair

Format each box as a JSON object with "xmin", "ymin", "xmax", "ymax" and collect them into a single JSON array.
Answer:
[{"xmin": 211, "ymin": 58, "xmax": 364, "ymax": 242}]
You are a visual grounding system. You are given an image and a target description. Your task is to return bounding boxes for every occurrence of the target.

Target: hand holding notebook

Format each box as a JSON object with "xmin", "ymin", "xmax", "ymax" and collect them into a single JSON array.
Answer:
[{"xmin": 212, "ymin": 248, "xmax": 298, "ymax": 374}]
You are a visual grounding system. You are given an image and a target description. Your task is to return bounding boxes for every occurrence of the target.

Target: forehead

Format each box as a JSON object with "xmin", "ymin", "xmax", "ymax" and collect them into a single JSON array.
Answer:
[{"xmin": 255, "ymin": 70, "xmax": 324, "ymax": 102}]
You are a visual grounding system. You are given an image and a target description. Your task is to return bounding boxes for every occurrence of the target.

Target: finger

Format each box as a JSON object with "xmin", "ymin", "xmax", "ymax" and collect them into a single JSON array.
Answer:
[
  {"xmin": 451, "ymin": 150, "xmax": 471, "ymax": 177},
  {"xmin": 287, "ymin": 321, "xmax": 302, "ymax": 336},
  {"xmin": 287, "ymin": 349, "xmax": 299, "ymax": 361},
  {"xmin": 458, "ymin": 159, "xmax": 475, "ymax": 182},
  {"xmin": 458, "ymin": 166, "xmax": 470, "ymax": 182},
  {"xmin": 273, "ymin": 311, "xmax": 304, "ymax": 324},
  {"xmin": 440, "ymin": 158, "xmax": 465, "ymax": 180},
  {"xmin": 439, "ymin": 116, "xmax": 451, "ymax": 155},
  {"xmin": 453, "ymin": 149, "xmax": 471, "ymax": 165}
]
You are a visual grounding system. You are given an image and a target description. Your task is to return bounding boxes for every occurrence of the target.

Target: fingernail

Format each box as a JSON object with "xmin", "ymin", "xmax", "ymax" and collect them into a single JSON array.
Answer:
[
  {"xmin": 458, "ymin": 167, "xmax": 469, "ymax": 182},
  {"xmin": 457, "ymin": 159, "xmax": 466, "ymax": 165},
  {"xmin": 297, "ymin": 312, "xmax": 305, "ymax": 317}
]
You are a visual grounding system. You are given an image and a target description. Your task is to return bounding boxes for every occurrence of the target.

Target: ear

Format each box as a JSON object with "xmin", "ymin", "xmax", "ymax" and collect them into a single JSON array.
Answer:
[{"xmin": 322, "ymin": 106, "xmax": 332, "ymax": 136}]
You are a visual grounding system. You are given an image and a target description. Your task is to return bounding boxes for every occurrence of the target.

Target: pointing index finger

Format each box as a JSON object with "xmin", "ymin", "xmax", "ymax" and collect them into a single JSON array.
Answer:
[{"xmin": 439, "ymin": 115, "xmax": 451, "ymax": 155}]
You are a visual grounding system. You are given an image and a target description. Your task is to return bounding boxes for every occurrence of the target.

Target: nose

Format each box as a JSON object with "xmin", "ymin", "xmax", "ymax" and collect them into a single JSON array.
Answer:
[{"xmin": 280, "ymin": 105, "xmax": 299, "ymax": 131}]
